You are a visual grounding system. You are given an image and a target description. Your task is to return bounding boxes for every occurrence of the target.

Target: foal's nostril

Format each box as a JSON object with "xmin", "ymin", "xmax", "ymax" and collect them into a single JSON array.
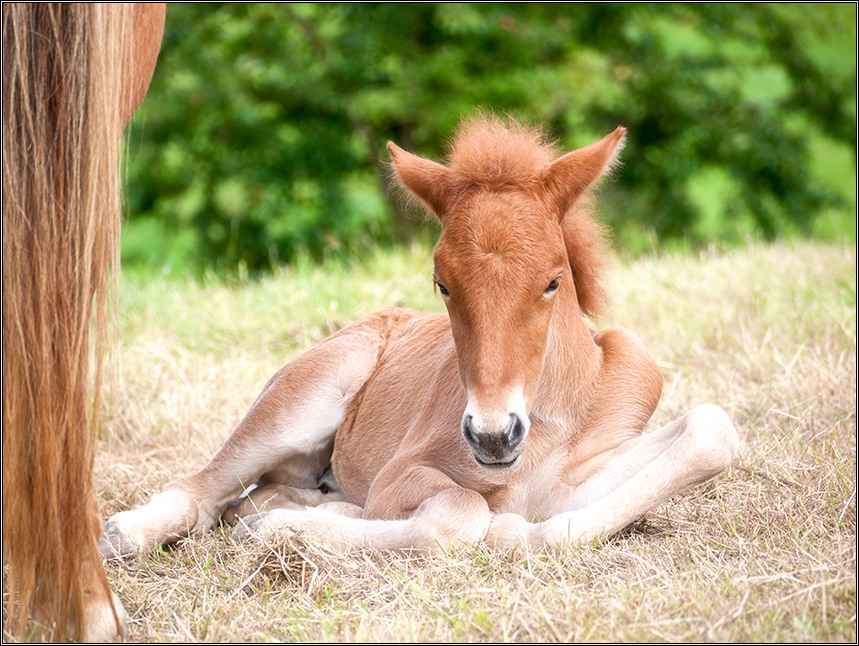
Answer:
[
  {"xmin": 462, "ymin": 411, "xmax": 527, "ymax": 458},
  {"xmin": 462, "ymin": 414, "xmax": 478, "ymax": 448},
  {"xmin": 507, "ymin": 413, "xmax": 525, "ymax": 449}
]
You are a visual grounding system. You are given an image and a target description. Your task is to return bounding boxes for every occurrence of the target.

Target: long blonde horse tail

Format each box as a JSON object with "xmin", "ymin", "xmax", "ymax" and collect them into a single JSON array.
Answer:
[{"xmin": 2, "ymin": 4, "xmax": 132, "ymax": 640}]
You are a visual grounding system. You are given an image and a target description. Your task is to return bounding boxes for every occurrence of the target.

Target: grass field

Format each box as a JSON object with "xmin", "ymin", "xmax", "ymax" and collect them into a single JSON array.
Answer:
[{"xmin": 91, "ymin": 241, "xmax": 855, "ymax": 642}]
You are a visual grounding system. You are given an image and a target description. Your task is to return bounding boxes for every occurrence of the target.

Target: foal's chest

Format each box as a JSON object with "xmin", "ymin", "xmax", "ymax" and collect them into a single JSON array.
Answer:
[{"xmin": 479, "ymin": 443, "xmax": 572, "ymax": 519}]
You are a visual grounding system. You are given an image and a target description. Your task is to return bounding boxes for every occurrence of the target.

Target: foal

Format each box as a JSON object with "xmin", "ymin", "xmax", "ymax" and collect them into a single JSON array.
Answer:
[{"xmin": 101, "ymin": 117, "xmax": 738, "ymax": 557}]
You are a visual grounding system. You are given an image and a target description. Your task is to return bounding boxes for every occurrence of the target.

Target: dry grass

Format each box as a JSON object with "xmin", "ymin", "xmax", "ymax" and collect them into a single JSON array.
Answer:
[{"xmin": 52, "ymin": 242, "xmax": 859, "ymax": 641}]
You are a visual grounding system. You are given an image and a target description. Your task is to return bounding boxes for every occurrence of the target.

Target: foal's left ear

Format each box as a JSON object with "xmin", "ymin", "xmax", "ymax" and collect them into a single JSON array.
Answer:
[
  {"xmin": 387, "ymin": 142, "xmax": 453, "ymax": 220},
  {"xmin": 542, "ymin": 127, "xmax": 626, "ymax": 220}
]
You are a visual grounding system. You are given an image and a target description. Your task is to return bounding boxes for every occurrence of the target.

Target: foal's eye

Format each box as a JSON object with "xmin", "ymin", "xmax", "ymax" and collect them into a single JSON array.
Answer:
[
  {"xmin": 543, "ymin": 276, "xmax": 561, "ymax": 297},
  {"xmin": 435, "ymin": 281, "xmax": 450, "ymax": 299}
]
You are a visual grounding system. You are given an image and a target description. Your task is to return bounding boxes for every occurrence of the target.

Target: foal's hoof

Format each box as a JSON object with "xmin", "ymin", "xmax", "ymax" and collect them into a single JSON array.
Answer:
[
  {"xmin": 99, "ymin": 519, "xmax": 142, "ymax": 560},
  {"xmin": 232, "ymin": 510, "xmax": 297, "ymax": 542},
  {"xmin": 232, "ymin": 511, "xmax": 274, "ymax": 542}
]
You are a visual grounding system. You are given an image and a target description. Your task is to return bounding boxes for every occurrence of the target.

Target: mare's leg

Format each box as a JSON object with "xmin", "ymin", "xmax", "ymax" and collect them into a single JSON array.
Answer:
[
  {"xmin": 486, "ymin": 404, "xmax": 739, "ymax": 548},
  {"xmin": 29, "ymin": 551, "xmax": 129, "ymax": 642},
  {"xmin": 234, "ymin": 464, "xmax": 491, "ymax": 553},
  {"xmin": 100, "ymin": 318, "xmax": 387, "ymax": 559}
]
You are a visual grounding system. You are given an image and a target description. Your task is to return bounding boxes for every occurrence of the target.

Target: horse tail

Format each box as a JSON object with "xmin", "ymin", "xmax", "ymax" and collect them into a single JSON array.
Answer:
[{"xmin": 2, "ymin": 4, "xmax": 132, "ymax": 640}]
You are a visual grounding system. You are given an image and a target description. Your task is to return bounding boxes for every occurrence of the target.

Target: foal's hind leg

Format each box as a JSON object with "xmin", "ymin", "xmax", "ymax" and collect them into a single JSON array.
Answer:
[
  {"xmin": 221, "ymin": 480, "xmax": 348, "ymax": 525},
  {"xmin": 100, "ymin": 317, "xmax": 388, "ymax": 559},
  {"xmin": 486, "ymin": 404, "xmax": 739, "ymax": 548}
]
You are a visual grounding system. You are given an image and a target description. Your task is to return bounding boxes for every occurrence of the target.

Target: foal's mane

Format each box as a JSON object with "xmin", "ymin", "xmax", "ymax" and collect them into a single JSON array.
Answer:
[{"xmin": 445, "ymin": 115, "xmax": 612, "ymax": 318}]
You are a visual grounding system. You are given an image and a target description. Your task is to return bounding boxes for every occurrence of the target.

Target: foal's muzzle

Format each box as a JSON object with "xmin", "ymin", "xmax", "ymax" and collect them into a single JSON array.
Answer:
[{"xmin": 462, "ymin": 411, "xmax": 528, "ymax": 469}]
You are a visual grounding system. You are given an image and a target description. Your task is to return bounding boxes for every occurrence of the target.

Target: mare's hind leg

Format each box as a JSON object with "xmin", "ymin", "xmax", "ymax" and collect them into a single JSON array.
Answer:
[
  {"xmin": 100, "ymin": 315, "xmax": 389, "ymax": 559},
  {"xmin": 486, "ymin": 404, "xmax": 739, "ymax": 548}
]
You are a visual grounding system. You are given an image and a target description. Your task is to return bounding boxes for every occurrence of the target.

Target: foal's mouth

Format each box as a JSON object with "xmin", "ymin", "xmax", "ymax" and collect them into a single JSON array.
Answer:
[{"xmin": 472, "ymin": 451, "xmax": 522, "ymax": 471}]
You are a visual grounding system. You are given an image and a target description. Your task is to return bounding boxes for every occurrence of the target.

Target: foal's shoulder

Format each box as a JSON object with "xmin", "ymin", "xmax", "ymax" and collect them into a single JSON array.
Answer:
[{"xmin": 591, "ymin": 326, "xmax": 663, "ymax": 412}]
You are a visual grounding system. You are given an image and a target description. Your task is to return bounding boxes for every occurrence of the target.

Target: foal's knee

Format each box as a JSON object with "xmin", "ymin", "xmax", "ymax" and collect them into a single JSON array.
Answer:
[
  {"xmin": 484, "ymin": 512, "xmax": 534, "ymax": 548},
  {"xmin": 685, "ymin": 403, "xmax": 739, "ymax": 476},
  {"xmin": 411, "ymin": 488, "xmax": 491, "ymax": 551}
]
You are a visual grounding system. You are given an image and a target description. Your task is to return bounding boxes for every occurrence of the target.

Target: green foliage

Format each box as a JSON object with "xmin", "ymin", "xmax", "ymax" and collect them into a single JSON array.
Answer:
[{"xmin": 125, "ymin": 3, "xmax": 856, "ymax": 274}]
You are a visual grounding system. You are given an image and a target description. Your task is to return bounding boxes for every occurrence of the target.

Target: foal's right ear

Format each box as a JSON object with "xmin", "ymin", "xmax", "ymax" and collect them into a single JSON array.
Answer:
[
  {"xmin": 542, "ymin": 127, "xmax": 626, "ymax": 221},
  {"xmin": 387, "ymin": 142, "xmax": 453, "ymax": 220}
]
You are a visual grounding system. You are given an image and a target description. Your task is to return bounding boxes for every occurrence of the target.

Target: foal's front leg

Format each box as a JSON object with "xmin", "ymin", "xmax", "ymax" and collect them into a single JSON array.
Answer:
[
  {"xmin": 234, "ymin": 463, "xmax": 492, "ymax": 553},
  {"xmin": 100, "ymin": 319, "xmax": 387, "ymax": 559},
  {"xmin": 486, "ymin": 404, "xmax": 739, "ymax": 548}
]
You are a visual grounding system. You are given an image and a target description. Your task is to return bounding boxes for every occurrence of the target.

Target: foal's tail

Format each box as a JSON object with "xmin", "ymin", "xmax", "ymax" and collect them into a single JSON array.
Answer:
[{"xmin": 2, "ymin": 4, "xmax": 132, "ymax": 640}]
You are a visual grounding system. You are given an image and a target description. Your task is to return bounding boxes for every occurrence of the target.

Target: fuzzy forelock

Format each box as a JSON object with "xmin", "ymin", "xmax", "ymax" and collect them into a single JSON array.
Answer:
[
  {"xmin": 391, "ymin": 113, "xmax": 615, "ymax": 319},
  {"xmin": 444, "ymin": 114, "xmax": 613, "ymax": 319},
  {"xmin": 446, "ymin": 114, "xmax": 557, "ymax": 190}
]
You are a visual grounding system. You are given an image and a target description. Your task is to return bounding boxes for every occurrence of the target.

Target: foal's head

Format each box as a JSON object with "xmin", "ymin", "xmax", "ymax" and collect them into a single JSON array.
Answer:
[{"xmin": 389, "ymin": 116, "xmax": 624, "ymax": 470}]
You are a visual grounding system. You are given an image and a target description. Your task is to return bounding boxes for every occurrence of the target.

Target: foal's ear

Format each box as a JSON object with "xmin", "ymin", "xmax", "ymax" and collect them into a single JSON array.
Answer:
[
  {"xmin": 542, "ymin": 127, "xmax": 626, "ymax": 220},
  {"xmin": 387, "ymin": 142, "xmax": 453, "ymax": 219}
]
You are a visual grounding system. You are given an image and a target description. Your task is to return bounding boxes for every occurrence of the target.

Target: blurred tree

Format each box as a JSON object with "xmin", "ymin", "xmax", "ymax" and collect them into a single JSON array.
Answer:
[{"xmin": 126, "ymin": 3, "xmax": 856, "ymax": 272}]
